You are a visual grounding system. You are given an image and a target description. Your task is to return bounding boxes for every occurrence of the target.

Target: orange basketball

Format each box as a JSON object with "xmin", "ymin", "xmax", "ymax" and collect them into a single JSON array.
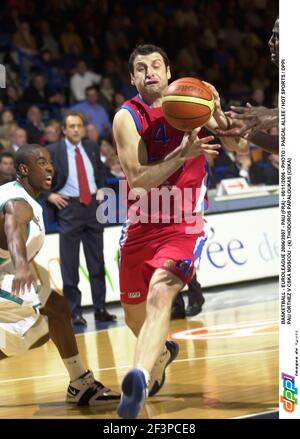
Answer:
[{"xmin": 162, "ymin": 77, "xmax": 215, "ymax": 131}]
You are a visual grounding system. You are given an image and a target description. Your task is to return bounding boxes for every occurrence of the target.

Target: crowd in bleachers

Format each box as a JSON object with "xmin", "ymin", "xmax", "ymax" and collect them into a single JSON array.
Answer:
[{"xmin": 0, "ymin": 0, "xmax": 279, "ymax": 191}]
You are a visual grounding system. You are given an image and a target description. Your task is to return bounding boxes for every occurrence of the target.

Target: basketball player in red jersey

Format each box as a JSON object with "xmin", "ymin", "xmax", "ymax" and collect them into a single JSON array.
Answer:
[{"xmin": 113, "ymin": 44, "xmax": 248, "ymax": 419}]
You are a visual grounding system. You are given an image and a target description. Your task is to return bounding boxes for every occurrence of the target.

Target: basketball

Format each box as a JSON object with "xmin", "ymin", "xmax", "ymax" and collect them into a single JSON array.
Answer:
[{"xmin": 162, "ymin": 77, "xmax": 215, "ymax": 131}]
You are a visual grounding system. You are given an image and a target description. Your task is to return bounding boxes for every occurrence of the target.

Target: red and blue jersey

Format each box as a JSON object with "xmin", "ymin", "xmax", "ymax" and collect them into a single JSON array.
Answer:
[{"xmin": 119, "ymin": 94, "xmax": 208, "ymax": 236}]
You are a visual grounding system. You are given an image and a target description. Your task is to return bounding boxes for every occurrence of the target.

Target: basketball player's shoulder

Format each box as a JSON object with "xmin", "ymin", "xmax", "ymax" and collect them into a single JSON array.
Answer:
[
  {"xmin": 114, "ymin": 99, "xmax": 143, "ymax": 137},
  {"xmin": 0, "ymin": 182, "xmax": 27, "ymax": 209}
]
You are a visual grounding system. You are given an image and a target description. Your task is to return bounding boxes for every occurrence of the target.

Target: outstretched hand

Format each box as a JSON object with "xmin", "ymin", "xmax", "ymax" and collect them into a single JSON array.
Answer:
[
  {"xmin": 215, "ymin": 104, "xmax": 278, "ymax": 138},
  {"xmin": 181, "ymin": 128, "xmax": 221, "ymax": 159}
]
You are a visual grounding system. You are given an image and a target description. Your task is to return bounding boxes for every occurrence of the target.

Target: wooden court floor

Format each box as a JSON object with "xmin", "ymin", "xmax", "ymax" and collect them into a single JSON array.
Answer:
[{"xmin": 0, "ymin": 300, "xmax": 278, "ymax": 419}]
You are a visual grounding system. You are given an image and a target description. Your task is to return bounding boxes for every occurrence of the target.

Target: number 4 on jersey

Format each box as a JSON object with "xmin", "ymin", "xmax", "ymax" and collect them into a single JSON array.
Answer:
[{"xmin": 153, "ymin": 123, "xmax": 169, "ymax": 144}]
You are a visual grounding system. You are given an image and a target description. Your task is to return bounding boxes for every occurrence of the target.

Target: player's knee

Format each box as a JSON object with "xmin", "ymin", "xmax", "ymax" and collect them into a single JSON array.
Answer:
[
  {"xmin": 148, "ymin": 283, "xmax": 173, "ymax": 310},
  {"xmin": 42, "ymin": 291, "xmax": 71, "ymax": 319}
]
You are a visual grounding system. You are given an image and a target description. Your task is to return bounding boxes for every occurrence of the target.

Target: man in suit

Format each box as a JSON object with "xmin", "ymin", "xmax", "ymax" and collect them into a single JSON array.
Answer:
[{"xmin": 46, "ymin": 112, "xmax": 116, "ymax": 325}]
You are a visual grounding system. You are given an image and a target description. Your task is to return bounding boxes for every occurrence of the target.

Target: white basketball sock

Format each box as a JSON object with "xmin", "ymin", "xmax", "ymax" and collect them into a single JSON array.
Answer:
[{"xmin": 63, "ymin": 354, "xmax": 86, "ymax": 381}]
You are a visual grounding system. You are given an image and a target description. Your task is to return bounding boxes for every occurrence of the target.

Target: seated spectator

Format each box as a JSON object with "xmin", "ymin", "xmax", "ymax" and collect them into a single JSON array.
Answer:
[
  {"xmin": 106, "ymin": 152, "xmax": 125, "ymax": 179},
  {"xmin": 0, "ymin": 110, "xmax": 17, "ymax": 148},
  {"xmin": 8, "ymin": 126, "xmax": 27, "ymax": 154},
  {"xmin": 37, "ymin": 19, "xmax": 60, "ymax": 58},
  {"xmin": 12, "ymin": 21, "xmax": 37, "ymax": 56},
  {"xmin": 39, "ymin": 49, "xmax": 65, "ymax": 93},
  {"xmin": 44, "ymin": 120, "xmax": 62, "ymax": 145},
  {"xmin": 223, "ymin": 150, "xmax": 278, "ymax": 186},
  {"xmin": 0, "ymin": 110, "xmax": 15, "ymax": 125},
  {"xmin": 224, "ymin": 150, "xmax": 253, "ymax": 182},
  {"xmin": 25, "ymin": 106, "xmax": 45, "ymax": 144},
  {"xmin": 113, "ymin": 92, "xmax": 125, "ymax": 114},
  {"xmin": 98, "ymin": 77, "xmax": 116, "ymax": 118},
  {"xmin": 21, "ymin": 72, "xmax": 64, "ymax": 114},
  {"xmin": 250, "ymin": 153, "xmax": 279, "ymax": 186},
  {"xmin": 63, "ymin": 43, "xmax": 92, "ymax": 75},
  {"xmin": 60, "ymin": 22, "xmax": 84, "ymax": 54},
  {"xmin": 72, "ymin": 86, "xmax": 111, "ymax": 138},
  {"xmin": 103, "ymin": 59, "xmax": 123, "ymax": 93},
  {"xmin": 70, "ymin": 60, "xmax": 101, "ymax": 102},
  {"xmin": 99, "ymin": 138, "xmax": 114, "ymax": 164},
  {"xmin": 0, "ymin": 151, "xmax": 16, "ymax": 185},
  {"xmin": 86, "ymin": 123, "xmax": 100, "ymax": 144},
  {"xmin": 2, "ymin": 84, "xmax": 22, "ymax": 117}
]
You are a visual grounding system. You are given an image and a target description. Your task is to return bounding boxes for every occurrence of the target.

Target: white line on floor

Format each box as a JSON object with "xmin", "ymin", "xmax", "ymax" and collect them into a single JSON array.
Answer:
[{"xmin": 0, "ymin": 348, "xmax": 278, "ymax": 385}]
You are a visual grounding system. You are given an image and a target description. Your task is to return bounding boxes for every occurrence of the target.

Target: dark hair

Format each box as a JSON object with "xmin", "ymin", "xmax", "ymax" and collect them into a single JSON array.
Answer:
[
  {"xmin": 15, "ymin": 144, "xmax": 42, "ymax": 172},
  {"xmin": 62, "ymin": 112, "xmax": 86, "ymax": 128},
  {"xmin": 85, "ymin": 85, "xmax": 99, "ymax": 94},
  {"xmin": 0, "ymin": 150, "xmax": 15, "ymax": 164},
  {"xmin": 129, "ymin": 44, "xmax": 170, "ymax": 74}
]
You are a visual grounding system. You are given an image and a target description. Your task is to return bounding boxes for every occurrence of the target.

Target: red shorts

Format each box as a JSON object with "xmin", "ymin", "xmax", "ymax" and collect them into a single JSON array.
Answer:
[{"xmin": 119, "ymin": 223, "xmax": 207, "ymax": 304}]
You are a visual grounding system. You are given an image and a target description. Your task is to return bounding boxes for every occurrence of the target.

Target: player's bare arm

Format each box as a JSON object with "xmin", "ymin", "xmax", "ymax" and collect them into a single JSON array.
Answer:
[
  {"xmin": 4, "ymin": 200, "xmax": 37, "ymax": 296},
  {"xmin": 246, "ymin": 130, "xmax": 279, "ymax": 154},
  {"xmin": 203, "ymin": 81, "xmax": 249, "ymax": 153},
  {"xmin": 215, "ymin": 105, "xmax": 278, "ymax": 138},
  {"xmin": 113, "ymin": 109, "xmax": 220, "ymax": 192}
]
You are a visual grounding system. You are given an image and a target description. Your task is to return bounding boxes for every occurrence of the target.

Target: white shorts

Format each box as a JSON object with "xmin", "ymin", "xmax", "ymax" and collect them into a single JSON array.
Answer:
[{"xmin": 0, "ymin": 263, "xmax": 51, "ymax": 356}]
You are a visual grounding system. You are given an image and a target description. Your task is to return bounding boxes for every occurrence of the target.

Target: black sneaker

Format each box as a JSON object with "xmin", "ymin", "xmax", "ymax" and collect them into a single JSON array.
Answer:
[
  {"xmin": 66, "ymin": 370, "xmax": 120, "ymax": 405},
  {"xmin": 171, "ymin": 305, "xmax": 186, "ymax": 320},
  {"xmin": 186, "ymin": 296, "xmax": 205, "ymax": 317}
]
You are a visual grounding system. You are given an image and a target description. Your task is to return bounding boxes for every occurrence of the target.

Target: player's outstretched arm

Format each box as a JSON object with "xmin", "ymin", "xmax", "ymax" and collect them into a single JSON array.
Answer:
[
  {"xmin": 4, "ymin": 200, "xmax": 37, "ymax": 296},
  {"xmin": 113, "ymin": 109, "xmax": 220, "ymax": 192},
  {"xmin": 202, "ymin": 81, "xmax": 249, "ymax": 153},
  {"xmin": 217, "ymin": 105, "xmax": 278, "ymax": 138},
  {"xmin": 246, "ymin": 131, "xmax": 279, "ymax": 153}
]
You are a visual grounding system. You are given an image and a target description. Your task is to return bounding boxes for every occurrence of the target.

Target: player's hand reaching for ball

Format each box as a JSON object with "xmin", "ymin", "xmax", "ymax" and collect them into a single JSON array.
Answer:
[{"xmin": 180, "ymin": 128, "xmax": 220, "ymax": 159}]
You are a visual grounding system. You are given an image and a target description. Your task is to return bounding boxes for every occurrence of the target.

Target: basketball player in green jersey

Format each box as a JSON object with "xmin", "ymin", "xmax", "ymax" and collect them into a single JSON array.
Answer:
[{"xmin": 0, "ymin": 144, "xmax": 119, "ymax": 405}]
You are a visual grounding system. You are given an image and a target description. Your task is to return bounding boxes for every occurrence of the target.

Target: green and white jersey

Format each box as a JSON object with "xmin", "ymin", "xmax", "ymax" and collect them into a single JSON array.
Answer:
[{"xmin": 0, "ymin": 181, "xmax": 45, "ymax": 272}]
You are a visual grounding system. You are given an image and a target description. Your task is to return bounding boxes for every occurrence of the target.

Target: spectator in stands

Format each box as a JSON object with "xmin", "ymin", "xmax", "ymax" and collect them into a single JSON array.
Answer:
[
  {"xmin": 72, "ymin": 86, "xmax": 111, "ymax": 138},
  {"xmin": 37, "ymin": 19, "xmax": 60, "ymax": 58},
  {"xmin": 39, "ymin": 49, "xmax": 65, "ymax": 93},
  {"xmin": 0, "ymin": 110, "xmax": 15, "ymax": 125},
  {"xmin": 60, "ymin": 22, "xmax": 84, "ymax": 54},
  {"xmin": 105, "ymin": 152, "xmax": 125, "ymax": 179},
  {"xmin": 0, "ymin": 151, "xmax": 16, "ymax": 185},
  {"xmin": 222, "ymin": 149, "xmax": 278, "ymax": 186},
  {"xmin": 8, "ymin": 127, "xmax": 27, "ymax": 154},
  {"xmin": 0, "ymin": 110, "xmax": 17, "ymax": 149},
  {"xmin": 70, "ymin": 60, "xmax": 102, "ymax": 103},
  {"xmin": 2, "ymin": 84, "xmax": 22, "ymax": 115},
  {"xmin": 44, "ymin": 121, "xmax": 62, "ymax": 145},
  {"xmin": 25, "ymin": 106, "xmax": 44, "ymax": 144},
  {"xmin": 86, "ymin": 123, "xmax": 100, "ymax": 144},
  {"xmin": 21, "ymin": 72, "xmax": 64, "ymax": 113},
  {"xmin": 224, "ymin": 150, "xmax": 253, "ymax": 182},
  {"xmin": 113, "ymin": 92, "xmax": 126, "ymax": 114},
  {"xmin": 12, "ymin": 21, "xmax": 37, "ymax": 56},
  {"xmin": 63, "ymin": 43, "xmax": 91, "ymax": 76},
  {"xmin": 99, "ymin": 138, "xmax": 114, "ymax": 164},
  {"xmin": 98, "ymin": 77, "xmax": 116, "ymax": 119},
  {"xmin": 103, "ymin": 59, "xmax": 123, "ymax": 93},
  {"xmin": 250, "ymin": 152, "xmax": 279, "ymax": 186}
]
